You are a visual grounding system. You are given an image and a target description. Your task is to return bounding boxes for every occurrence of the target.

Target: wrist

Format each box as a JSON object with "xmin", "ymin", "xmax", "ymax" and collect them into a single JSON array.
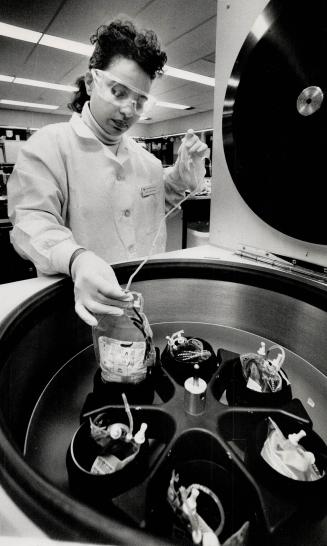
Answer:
[
  {"xmin": 169, "ymin": 161, "xmax": 180, "ymax": 181},
  {"xmin": 69, "ymin": 247, "xmax": 88, "ymax": 278}
]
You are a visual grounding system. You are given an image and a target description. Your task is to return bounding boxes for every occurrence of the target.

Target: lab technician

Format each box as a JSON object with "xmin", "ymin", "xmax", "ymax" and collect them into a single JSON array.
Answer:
[{"xmin": 7, "ymin": 19, "xmax": 208, "ymax": 326}]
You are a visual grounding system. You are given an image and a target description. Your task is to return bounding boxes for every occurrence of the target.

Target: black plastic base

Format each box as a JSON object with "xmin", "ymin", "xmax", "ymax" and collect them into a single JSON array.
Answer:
[
  {"xmin": 214, "ymin": 348, "xmax": 292, "ymax": 407},
  {"xmin": 81, "ymin": 348, "xmax": 174, "ymax": 417},
  {"xmin": 65, "ymin": 344, "xmax": 327, "ymax": 545}
]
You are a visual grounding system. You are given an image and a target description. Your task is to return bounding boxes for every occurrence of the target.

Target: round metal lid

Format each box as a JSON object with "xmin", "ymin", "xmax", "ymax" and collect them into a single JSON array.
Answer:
[{"xmin": 223, "ymin": 0, "xmax": 327, "ymax": 244}]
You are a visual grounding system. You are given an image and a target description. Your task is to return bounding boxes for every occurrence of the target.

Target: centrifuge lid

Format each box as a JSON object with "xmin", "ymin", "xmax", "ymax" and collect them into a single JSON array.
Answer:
[{"xmin": 212, "ymin": 0, "xmax": 327, "ymax": 269}]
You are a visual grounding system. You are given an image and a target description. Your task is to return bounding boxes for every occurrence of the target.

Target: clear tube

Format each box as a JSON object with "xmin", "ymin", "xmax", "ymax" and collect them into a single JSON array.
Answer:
[
  {"xmin": 122, "ymin": 392, "xmax": 134, "ymax": 436},
  {"xmin": 126, "ymin": 158, "xmax": 210, "ymax": 291}
]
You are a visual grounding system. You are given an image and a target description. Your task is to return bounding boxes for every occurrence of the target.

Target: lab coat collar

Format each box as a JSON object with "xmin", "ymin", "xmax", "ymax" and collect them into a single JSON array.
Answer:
[
  {"xmin": 70, "ymin": 112, "xmax": 130, "ymax": 164},
  {"xmin": 70, "ymin": 111, "xmax": 97, "ymax": 140}
]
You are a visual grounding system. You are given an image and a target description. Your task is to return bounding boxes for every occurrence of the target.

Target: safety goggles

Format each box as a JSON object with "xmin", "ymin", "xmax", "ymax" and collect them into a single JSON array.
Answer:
[{"xmin": 91, "ymin": 68, "xmax": 156, "ymax": 115}]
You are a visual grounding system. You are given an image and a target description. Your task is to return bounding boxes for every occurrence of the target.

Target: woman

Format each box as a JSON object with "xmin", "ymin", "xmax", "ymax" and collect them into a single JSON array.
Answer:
[{"xmin": 7, "ymin": 19, "xmax": 208, "ymax": 326}]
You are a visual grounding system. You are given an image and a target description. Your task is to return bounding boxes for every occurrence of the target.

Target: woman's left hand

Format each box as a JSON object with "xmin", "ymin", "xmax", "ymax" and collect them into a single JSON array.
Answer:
[
  {"xmin": 180, "ymin": 129, "xmax": 209, "ymax": 162},
  {"xmin": 175, "ymin": 129, "xmax": 210, "ymax": 190}
]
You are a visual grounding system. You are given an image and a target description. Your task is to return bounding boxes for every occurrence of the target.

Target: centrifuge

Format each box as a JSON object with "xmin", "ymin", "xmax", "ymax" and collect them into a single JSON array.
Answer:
[{"xmin": 1, "ymin": 1, "xmax": 327, "ymax": 545}]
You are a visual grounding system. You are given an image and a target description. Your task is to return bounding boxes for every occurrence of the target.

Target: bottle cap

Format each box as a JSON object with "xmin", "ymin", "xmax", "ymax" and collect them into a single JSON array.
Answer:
[
  {"xmin": 288, "ymin": 429, "xmax": 306, "ymax": 445},
  {"xmin": 109, "ymin": 423, "xmax": 122, "ymax": 440},
  {"xmin": 185, "ymin": 376, "xmax": 207, "ymax": 395}
]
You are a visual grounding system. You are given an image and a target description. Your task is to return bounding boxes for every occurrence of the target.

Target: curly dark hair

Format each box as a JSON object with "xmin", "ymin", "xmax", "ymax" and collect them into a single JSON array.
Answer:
[{"xmin": 68, "ymin": 19, "xmax": 167, "ymax": 113}]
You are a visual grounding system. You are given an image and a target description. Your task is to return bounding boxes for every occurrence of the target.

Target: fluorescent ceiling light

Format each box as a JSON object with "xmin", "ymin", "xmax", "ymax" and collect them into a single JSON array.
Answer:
[
  {"xmin": 0, "ymin": 21, "xmax": 214, "ymax": 87},
  {"xmin": 164, "ymin": 65, "xmax": 215, "ymax": 87},
  {"xmin": 156, "ymin": 100, "xmax": 190, "ymax": 110},
  {"xmin": 0, "ymin": 22, "xmax": 41, "ymax": 43},
  {"xmin": 39, "ymin": 34, "xmax": 93, "ymax": 56},
  {"xmin": 14, "ymin": 77, "xmax": 77, "ymax": 92},
  {"xmin": 0, "ymin": 99, "xmax": 58, "ymax": 110},
  {"xmin": 0, "ymin": 124, "xmax": 26, "ymax": 129},
  {"xmin": 0, "ymin": 73, "xmax": 77, "ymax": 92},
  {"xmin": 0, "ymin": 75, "xmax": 14, "ymax": 83},
  {"xmin": 0, "ymin": 22, "xmax": 92, "ymax": 55}
]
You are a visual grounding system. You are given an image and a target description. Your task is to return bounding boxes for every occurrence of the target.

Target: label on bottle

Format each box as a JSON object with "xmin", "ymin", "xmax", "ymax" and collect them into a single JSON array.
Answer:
[
  {"xmin": 91, "ymin": 455, "xmax": 116, "ymax": 474},
  {"xmin": 98, "ymin": 336, "xmax": 147, "ymax": 383}
]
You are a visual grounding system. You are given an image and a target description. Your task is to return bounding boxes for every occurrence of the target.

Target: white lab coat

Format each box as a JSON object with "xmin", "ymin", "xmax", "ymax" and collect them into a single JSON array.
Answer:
[{"xmin": 7, "ymin": 112, "xmax": 189, "ymax": 275}]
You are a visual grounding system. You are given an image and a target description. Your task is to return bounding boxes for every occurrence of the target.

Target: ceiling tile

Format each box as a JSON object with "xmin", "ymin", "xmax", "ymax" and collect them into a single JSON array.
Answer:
[
  {"xmin": 0, "ymin": 81, "xmax": 60, "ymax": 104},
  {"xmin": 45, "ymin": 0, "xmax": 151, "ymax": 42},
  {"xmin": 0, "ymin": 37, "xmax": 36, "ymax": 75},
  {"xmin": 165, "ymin": 17, "xmax": 217, "ymax": 67},
  {"xmin": 0, "ymin": 0, "xmax": 65, "ymax": 31},
  {"xmin": 185, "ymin": 58, "xmax": 216, "ymax": 78},
  {"xmin": 21, "ymin": 43, "xmax": 89, "ymax": 83},
  {"xmin": 134, "ymin": 0, "xmax": 217, "ymax": 46}
]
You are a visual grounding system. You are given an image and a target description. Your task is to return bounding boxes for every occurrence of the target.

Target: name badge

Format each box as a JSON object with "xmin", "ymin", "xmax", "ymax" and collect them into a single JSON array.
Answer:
[{"xmin": 141, "ymin": 185, "xmax": 158, "ymax": 198}]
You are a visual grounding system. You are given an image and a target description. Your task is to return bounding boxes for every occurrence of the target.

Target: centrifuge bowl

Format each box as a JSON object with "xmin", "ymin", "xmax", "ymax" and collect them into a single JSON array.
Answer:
[{"xmin": 0, "ymin": 258, "xmax": 327, "ymax": 545}]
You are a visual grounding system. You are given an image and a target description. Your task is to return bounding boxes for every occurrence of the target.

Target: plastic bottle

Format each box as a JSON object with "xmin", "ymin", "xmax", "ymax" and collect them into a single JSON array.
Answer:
[{"xmin": 92, "ymin": 292, "xmax": 156, "ymax": 405}]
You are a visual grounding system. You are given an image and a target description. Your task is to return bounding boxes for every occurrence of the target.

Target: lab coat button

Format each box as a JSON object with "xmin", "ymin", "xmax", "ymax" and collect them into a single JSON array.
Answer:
[{"xmin": 124, "ymin": 209, "xmax": 131, "ymax": 217}]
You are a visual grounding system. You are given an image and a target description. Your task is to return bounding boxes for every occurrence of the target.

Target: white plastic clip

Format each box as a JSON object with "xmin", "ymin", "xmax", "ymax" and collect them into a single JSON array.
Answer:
[
  {"xmin": 288, "ymin": 429, "xmax": 306, "ymax": 445},
  {"xmin": 257, "ymin": 342, "xmax": 266, "ymax": 356},
  {"xmin": 166, "ymin": 330, "xmax": 186, "ymax": 351},
  {"xmin": 134, "ymin": 423, "xmax": 147, "ymax": 445}
]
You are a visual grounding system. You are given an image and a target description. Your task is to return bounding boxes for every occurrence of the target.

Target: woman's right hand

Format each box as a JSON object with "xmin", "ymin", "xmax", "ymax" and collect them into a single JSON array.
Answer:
[{"xmin": 71, "ymin": 251, "xmax": 132, "ymax": 326}]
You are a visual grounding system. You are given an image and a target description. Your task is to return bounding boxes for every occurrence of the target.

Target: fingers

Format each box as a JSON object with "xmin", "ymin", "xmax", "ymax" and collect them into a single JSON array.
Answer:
[
  {"xmin": 188, "ymin": 141, "xmax": 208, "ymax": 155},
  {"xmin": 75, "ymin": 301, "xmax": 98, "ymax": 327},
  {"xmin": 72, "ymin": 253, "xmax": 134, "ymax": 326},
  {"xmin": 96, "ymin": 290, "xmax": 127, "ymax": 305},
  {"xmin": 85, "ymin": 300, "xmax": 124, "ymax": 315},
  {"xmin": 75, "ymin": 300, "xmax": 124, "ymax": 327},
  {"xmin": 182, "ymin": 129, "xmax": 208, "ymax": 157},
  {"xmin": 94, "ymin": 275, "xmax": 132, "ymax": 300}
]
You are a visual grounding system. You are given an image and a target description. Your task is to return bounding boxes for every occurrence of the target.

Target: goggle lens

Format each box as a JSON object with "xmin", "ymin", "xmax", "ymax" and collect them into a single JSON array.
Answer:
[{"xmin": 91, "ymin": 69, "xmax": 155, "ymax": 115}]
